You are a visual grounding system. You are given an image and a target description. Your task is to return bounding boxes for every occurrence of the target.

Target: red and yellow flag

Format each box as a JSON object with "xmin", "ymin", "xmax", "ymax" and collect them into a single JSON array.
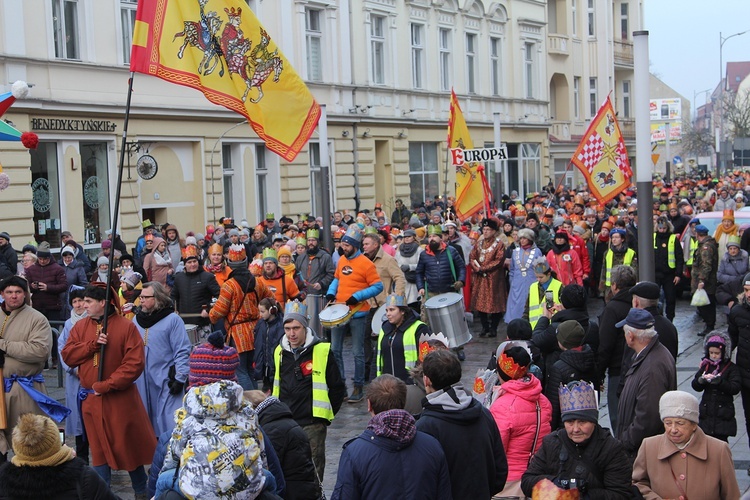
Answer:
[
  {"xmin": 570, "ymin": 96, "xmax": 632, "ymax": 204},
  {"xmin": 449, "ymin": 90, "xmax": 490, "ymax": 220},
  {"xmin": 129, "ymin": 0, "xmax": 320, "ymax": 162}
]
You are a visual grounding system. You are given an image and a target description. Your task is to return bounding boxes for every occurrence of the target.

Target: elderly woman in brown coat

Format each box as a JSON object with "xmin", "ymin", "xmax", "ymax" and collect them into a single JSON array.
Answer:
[
  {"xmin": 633, "ymin": 391, "xmax": 739, "ymax": 500},
  {"xmin": 469, "ymin": 217, "xmax": 507, "ymax": 337}
]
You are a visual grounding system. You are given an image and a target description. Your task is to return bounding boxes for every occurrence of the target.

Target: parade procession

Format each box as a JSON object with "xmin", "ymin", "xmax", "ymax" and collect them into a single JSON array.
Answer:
[{"xmin": 1, "ymin": 0, "xmax": 750, "ymax": 498}]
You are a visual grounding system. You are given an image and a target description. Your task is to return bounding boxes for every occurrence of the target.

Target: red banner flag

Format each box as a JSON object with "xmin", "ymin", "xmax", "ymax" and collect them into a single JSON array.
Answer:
[
  {"xmin": 570, "ymin": 96, "xmax": 632, "ymax": 204},
  {"xmin": 129, "ymin": 0, "xmax": 320, "ymax": 162}
]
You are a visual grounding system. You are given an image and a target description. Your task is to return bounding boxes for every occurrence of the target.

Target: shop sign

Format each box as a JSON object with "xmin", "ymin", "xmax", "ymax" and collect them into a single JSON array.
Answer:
[{"xmin": 31, "ymin": 118, "xmax": 117, "ymax": 133}]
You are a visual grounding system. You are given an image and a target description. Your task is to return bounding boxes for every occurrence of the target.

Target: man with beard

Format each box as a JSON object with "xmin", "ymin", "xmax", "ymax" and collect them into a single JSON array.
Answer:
[
  {"xmin": 171, "ymin": 246, "xmax": 221, "ymax": 343},
  {"xmin": 361, "ymin": 232, "xmax": 406, "ymax": 382},
  {"xmin": 133, "ymin": 282, "xmax": 192, "ymax": 437},
  {"xmin": 296, "ymin": 228, "xmax": 335, "ymax": 295},
  {"xmin": 546, "ymin": 231, "xmax": 583, "ymax": 286},
  {"xmin": 416, "ymin": 225, "xmax": 467, "ymax": 358},
  {"xmin": 258, "ymin": 248, "xmax": 301, "ymax": 307},
  {"xmin": 598, "ymin": 228, "xmax": 637, "ymax": 303},
  {"xmin": 469, "ymin": 217, "xmax": 507, "ymax": 337},
  {"xmin": 325, "ymin": 226, "xmax": 384, "ymax": 403}
]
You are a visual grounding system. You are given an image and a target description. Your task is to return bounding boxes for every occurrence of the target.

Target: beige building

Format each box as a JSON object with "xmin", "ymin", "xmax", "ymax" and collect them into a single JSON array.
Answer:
[{"xmin": 0, "ymin": 0, "xmax": 637, "ymax": 251}]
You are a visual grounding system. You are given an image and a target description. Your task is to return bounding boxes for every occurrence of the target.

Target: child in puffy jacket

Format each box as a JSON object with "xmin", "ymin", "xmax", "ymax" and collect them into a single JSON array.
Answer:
[
  {"xmin": 254, "ymin": 298, "xmax": 285, "ymax": 392},
  {"xmin": 691, "ymin": 331, "xmax": 741, "ymax": 442}
]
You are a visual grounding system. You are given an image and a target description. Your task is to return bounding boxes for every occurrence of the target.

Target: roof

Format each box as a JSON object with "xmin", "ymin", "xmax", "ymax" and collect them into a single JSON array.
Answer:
[{"xmin": 726, "ymin": 61, "xmax": 750, "ymax": 93}]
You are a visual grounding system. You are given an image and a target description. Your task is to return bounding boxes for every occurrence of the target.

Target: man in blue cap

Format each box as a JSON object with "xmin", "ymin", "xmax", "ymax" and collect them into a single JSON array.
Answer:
[
  {"xmin": 615, "ymin": 308, "xmax": 676, "ymax": 463},
  {"xmin": 690, "ymin": 224, "xmax": 718, "ymax": 336}
]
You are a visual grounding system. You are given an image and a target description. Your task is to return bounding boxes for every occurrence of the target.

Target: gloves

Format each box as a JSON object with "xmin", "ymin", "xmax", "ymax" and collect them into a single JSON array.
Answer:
[
  {"xmin": 326, "ymin": 294, "xmax": 336, "ymax": 304},
  {"xmin": 0, "ymin": 349, "xmax": 4, "ymax": 369},
  {"xmin": 452, "ymin": 281, "xmax": 464, "ymax": 291},
  {"xmin": 400, "ymin": 264, "xmax": 410, "ymax": 273},
  {"xmin": 346, "ymin": 296, "xmax": 359, "ymax": 306},
  {"xmin": 168, "ymin": 379, "xmax": 185, "ymax": 396}
]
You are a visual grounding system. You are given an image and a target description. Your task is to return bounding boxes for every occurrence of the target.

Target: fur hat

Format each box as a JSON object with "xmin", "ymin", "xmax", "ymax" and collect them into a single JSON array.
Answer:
[
  {"xmin": 11, "ymin": 414, "xmax": 75, "ymax": 467},
  {"xmin": 188, "ymin": 331, "xmax": 239, "ymax": 388},
  {"xmin": 518, "ymin": 228, "xmax": 535, "ymax": 242},
  {"xmin": 659, "ymin": 391, "xmax": 699, "ymax": 424}
]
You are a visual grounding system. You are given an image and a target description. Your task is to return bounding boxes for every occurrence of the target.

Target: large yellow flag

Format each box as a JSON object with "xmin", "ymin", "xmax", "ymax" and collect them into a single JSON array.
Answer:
[
  {"xmin": 570, "ymin": 96, "xmax": 632, "ymax": 204},
  {"xmin": 449, "ymin": 90, "xmax": 489, "ymax": 220},
  {"xmin": 130, "ymin": 0, "xmax": 320, "ymax": 162}
]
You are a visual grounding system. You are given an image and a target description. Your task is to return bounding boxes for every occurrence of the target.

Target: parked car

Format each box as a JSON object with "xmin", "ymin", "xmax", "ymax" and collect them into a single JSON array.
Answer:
[{"xmin": 682, "ymin": 210, "xmax": 750, "ymax": 238}]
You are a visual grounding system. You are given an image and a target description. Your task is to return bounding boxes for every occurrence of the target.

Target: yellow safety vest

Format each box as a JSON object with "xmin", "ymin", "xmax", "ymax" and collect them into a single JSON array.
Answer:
[
  {"xmin": 528, "ymin": 279, "xmax": 563, "ymax": 329},
  {"xmin": 272, "ymin": 342, "xmax": 334, "ymax": 422},
  {"xmin": 653, "ymin": 233, "xmax": 677, "ymax": 269},
  {"xmin": 686, "ymin": 238, "xmax": 698, "ymax": 266},
  {"xmin": 376, "ymin": 319, "xmax": 422, "ymax": 376},
  {"xmin": 604, "ymin": 248, "xmax": 635, "ymax": 286}
]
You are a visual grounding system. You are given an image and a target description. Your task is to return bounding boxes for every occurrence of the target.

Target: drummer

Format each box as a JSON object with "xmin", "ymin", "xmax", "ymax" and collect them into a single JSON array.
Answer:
[{"xmin": 376, "ymin": 294, "xmax": 430, "ymax": 384}]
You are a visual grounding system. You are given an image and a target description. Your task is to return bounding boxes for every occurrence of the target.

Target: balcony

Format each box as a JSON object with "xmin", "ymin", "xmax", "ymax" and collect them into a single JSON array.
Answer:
[
  {"xmin": 549, "ymin": 121, "xmax": 587, "ymax": 142},
  {"xmin": 619, "ymin": 118, "xmax": 635, "ymax": 139},
  {"xmin": 613, "ymin": 39, "xmax": 634, "ymax": 67},
  {"xmin": 548, "ymin": 34, "xmax": 570, "ymax": 56}
]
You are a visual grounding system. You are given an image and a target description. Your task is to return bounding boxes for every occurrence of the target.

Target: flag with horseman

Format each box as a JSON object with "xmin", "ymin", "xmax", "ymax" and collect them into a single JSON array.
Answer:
[
  {"xmin": 570, "ymin": 95, "xmax": 632, "ymax": 204},
  {"xmin": 449, "ymin": 90, "xmax": 491, "ymax": 220},
  {"xmin": 129, "ymin": 0, "xmax": 320, "ymax": 162}
]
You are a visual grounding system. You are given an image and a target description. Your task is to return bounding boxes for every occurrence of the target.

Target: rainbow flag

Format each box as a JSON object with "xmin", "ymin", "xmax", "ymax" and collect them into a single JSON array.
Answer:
[{"xmin": 130, "ymin": 0, "xmax": 320, "ymax": 161}]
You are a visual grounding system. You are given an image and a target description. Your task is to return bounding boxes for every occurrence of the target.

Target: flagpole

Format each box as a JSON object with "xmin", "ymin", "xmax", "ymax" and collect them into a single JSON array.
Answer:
[
  {"xmin": 98, "ymin": 72, "xmax": 136, "ymax": 381},
  {"xmin": 318, "ymin": 105, "xmax": 333, "ymax": 252}
]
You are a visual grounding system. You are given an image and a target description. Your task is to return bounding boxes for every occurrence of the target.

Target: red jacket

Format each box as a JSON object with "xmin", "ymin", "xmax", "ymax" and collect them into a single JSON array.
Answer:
[
  {"xmin": 565, "ymin": 231, "xmax": 591, "ymax": 275},
  {"xmin": 546, "ymin": 248, "xmax": 584, "ymax": 286}
]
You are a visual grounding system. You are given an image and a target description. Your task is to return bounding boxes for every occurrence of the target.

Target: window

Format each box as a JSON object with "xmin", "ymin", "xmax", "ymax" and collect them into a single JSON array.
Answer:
[
  {"xmin": 408, "ymin": 143, "xmax": 439, "ymax": 208},
  {"xmin": 524, "ymin": 42, "xmax": 535, "ymax": 99},
  {"xmin": 466, "ymin": 33, "xmax": 477, "ymax": 93},
  {"xmin": 370, "ymin": 15, "xmax": 386, "ymax": 85},
  {"xmin": 573, "ymin": 77, "xmax": 581, "ymax": 119},
  {"xmin": 309, "ymin": 143, "xmax": 332, "ymax": 216},
  {"xmin": 571, "ymin": 0, "xmax": 577, "ymax": 36},
  {"xmin": 80, "ymin": 143, "xmax": 111, "ymax": 245},
  {"xmin": 439, "ymin": 28, "xmax": 451, "ymax": 91},
  {"xmin": 622, "ymin": 80, "xmax": 631, "ymax": 118},
  {"xmin": 255, "ymin": 145, "xmax": 268, "ymax": 218},
  {"xmin": 306, "ymin": 8, "xmax": 323, "ymax": 82},
  {"xmin": 587, "ymin": 0, "xmax": 595, "ymax": 37},
  {"xmin": 520, "ymin": 143, "xmax": 542, "ymax": 195},
  {"xmin": 120, "ymin": 0, "xmax": 137, "ymax": 64},
  {"xmin": 490, "ymin": 37, "xmax": 501, "ymax": 96},
  {"xmin": 30, "ymin": 142, "xmax": 62, "ymax": 246},
  {"xmin": 589, "ymin": 77, "xmax": 597, "ymax": 117},
  {"xmin": 411, "ymin": 24, "xmax": 425, "ymax": 89},
  {"xmin": 52, "ymin": 0, "xmax": 80, "ymax": 59},
  {"xmin": 621, "ymin": 3, "xmax": 629, "ymax": 39},
  {"xmin": 222, "ymin": 145, "xmax": 235, "ymax": 218}
]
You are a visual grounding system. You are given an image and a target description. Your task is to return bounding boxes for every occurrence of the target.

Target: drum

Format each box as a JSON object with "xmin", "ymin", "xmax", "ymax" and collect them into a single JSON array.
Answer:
[
  {"xmin": 306, "ymin": 294, "xmax": 326, "ymax": 334},
  {"xmin": 319, "ymin": 303, "xmax": 363, "ymax": 328},
  {"xmin": 370, "ymin": 304, "xmax": 388, "ymax": 335},
  {"xmin": 424, "ymin": 293, "xmax": 472, "ymax": 348},
  {"xmin": 185, "ymin": 324, "xmax": 200, "ymax": 345}
]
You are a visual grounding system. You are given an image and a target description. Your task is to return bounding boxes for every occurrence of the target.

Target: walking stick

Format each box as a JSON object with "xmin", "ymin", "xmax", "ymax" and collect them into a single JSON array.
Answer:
[{"xmin": 0, "ymin": 367, "xmax": 7, "ymax": 430}]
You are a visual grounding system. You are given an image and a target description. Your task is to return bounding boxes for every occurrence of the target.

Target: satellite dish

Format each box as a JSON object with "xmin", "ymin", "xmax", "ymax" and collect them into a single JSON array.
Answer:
[{"xmin": 136, "ymin": 154, "xmax": 158, "ymax": 180}]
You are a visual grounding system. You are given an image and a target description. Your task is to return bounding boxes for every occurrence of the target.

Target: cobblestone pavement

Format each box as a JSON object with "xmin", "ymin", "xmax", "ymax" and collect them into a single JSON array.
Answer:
[{"xmin": 39, "ymin": 295, "xmax": 750, "ymax": 498}]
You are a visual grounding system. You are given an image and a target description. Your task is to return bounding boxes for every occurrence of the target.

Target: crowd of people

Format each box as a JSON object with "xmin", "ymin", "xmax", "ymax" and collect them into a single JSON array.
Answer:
[{"xmin": 0, "ymin": 170, "xmax": 750, "ymax": 498}]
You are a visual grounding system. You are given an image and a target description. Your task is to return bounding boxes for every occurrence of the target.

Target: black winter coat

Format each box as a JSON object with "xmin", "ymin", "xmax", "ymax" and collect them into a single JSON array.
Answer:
[
  {"xmin": 415, "ymin": 245, "xmax": 466, "ymax": 295},
  {"xmin": 253, "ymin": 315, "xmax": 285, "ymax": 387},
  {"xmin": 170, "ymin": 269, "xmax": 220, "ymax": 327},
  {"xmin": 596, "ymin": 287, "xmax": 633, "ymax": 379},
  {"xmin": 692, "ymin": 361, "xmax": 741, "ymax": 438},
  {"xmin": 0, "ymin": 457, "xmax": 120, "ymax": 500},
  {"xmin": 256, "ymin": 398, "xmax": 319, "ymax": 500},
  {"xmin": 729, "ymin": 300, "xmax": 750, "ymax": 389},
  {"xmin": 545, "ymin": 346, "xmax": 600, "ymax": 430},
  {"xmin": 521, "ymin": 426, "xmax": 633, "ymax": 499}
]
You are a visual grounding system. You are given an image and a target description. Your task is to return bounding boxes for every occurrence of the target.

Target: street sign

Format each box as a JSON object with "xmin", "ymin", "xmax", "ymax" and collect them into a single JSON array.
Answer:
[
  {"xmin": 450, "ymin": 146, "xmax": 508, "ymax": 167},
  {"xmin": 651, "ymin": 153, "xmax": 660, "ymax": 166},
  {"xmin": 673, "ymin": 155, "xmax": 683, "ymax": 165}
]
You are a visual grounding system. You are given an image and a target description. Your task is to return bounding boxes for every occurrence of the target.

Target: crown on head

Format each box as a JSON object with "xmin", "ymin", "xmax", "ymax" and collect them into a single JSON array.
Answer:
[
  {"xmin": 262, "ymin": 247, "xmax": 278, "ymax": 262},
  {"xmin": 306, "ymin": 228, "xmax": 319, "ymax": 240},
  {"xmin": 385, "ymin": 294, "xmax": 405, "ymax": 307},
  {"xmin": 285, "ymin": 299, "xmax": 307, "ymax": 317},
  {"xmin": 181, "ymin": 245, "xmax": 200, "ymax": 261},
  {"xmin": 224, "ymin": 6, "xmax": 242, "ymax": 19},
  {"xmin": 427, "ymin": 224, "xmax": 442, "ymax": 236},
  {"xmin": 559, "ymin": 381, "xmax": 598, "ymax": 414},
  {"xmin": 418, "ymin": 332, "xmax": 450, "ymax": 361},
  {"xmin": 227, "ymin": 244, "xmax": 246, "ymax": 262},
  {"xmin": 532, "ymin": 256, "xmax": 550, "ymax": 274}
]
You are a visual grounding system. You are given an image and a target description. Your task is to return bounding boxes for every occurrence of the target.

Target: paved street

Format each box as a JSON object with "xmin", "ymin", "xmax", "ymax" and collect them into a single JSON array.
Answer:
[{"xmin": 41, "ymin": 295, "xmax": 750, "ymax": 498}]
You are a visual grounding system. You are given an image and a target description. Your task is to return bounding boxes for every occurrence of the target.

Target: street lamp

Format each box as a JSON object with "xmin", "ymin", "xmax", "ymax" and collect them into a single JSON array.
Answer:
[
  {"xmin": 692, "ymin": 88, "xmax": 711, "ymax": 124},
  {"xmin": 718, "ymin": 29, "xmax": 750, "ymax": 175}
]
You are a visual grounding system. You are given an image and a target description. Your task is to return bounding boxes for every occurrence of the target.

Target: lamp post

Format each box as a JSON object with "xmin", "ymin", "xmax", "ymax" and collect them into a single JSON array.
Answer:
[
  {"xmin": 718, "ymin": 29, "xmax": 749, "ymax": 175},
  {"xmin": 693, "ymin": 88, "xmax": 711, "ymax": 124}
]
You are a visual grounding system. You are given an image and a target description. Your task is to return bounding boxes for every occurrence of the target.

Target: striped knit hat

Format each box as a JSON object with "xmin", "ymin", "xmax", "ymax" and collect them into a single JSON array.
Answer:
[{"xmin": 188, "ymin": 331, "xmax": 239, "ymax": 388}]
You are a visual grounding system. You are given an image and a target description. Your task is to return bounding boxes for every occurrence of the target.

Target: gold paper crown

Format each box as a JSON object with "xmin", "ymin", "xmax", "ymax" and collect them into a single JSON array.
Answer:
[
  {"xmin": 208, "ymin": 242, "xmax": 224, "ymax": 255},
  {"xmin": 728, "ymin": 235, "xmax": 741, "ymax": 247},
  {"xmin": 559, "ymin": 381, "xmax": 598, "ymax": 414},
  {"xmin": 262, "ymin": 247, "xmax": 278, "ymax": 261},
  {"xmin": 306, "ymin": 228, "xmax": 319, "ymax": 240},
  {"xmin": 427, "ymin": 224, "xmax": 442, "ymax": 236},
  {"xmin": 227, "ymin": 244, "xmax": 247, "ymax": 262},
  {"xmin": 364, "ymin": 226, "xmax": 378, "ymax": 235},
  {"xmin": 284, "ymin": 299, "xmax": 307, "ymax": 317},
  {"xmin": 295, "ymin": 236, "xmax": 307, "ymax": 245},
  {"xmin": 181, "ymin": 245, "xmax": 200, "ymax": 261}
]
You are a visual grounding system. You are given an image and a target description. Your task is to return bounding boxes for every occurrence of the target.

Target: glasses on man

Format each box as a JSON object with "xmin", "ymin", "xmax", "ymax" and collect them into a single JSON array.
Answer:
[{"xmin": 140, "ymin": 295, "xmax": 155, "ymax": 299}]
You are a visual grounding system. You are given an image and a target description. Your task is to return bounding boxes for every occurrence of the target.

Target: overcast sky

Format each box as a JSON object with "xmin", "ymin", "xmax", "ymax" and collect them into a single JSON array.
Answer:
[{"xmin": 644, "ymin": 0, "xmax": 750, "ymax": 115}]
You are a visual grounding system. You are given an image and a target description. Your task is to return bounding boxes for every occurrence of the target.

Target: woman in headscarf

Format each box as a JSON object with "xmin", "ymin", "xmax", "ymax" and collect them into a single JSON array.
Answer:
[
  {"xmin": 143, "ymin": 236, "xmax": 173, "ymax": 292},
  {"xmin": 505, "ymin": 228, "xmax": 543, "ymax": 322},
  {"xmin": 633, "ymin": 391, "xmax": 740, "ymax": 499}
]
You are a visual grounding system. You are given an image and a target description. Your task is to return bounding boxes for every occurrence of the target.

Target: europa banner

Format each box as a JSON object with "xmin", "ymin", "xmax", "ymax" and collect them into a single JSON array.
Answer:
[{"xmin": 129, "ymin": 0, "xmax": 321, "ymax": 162}]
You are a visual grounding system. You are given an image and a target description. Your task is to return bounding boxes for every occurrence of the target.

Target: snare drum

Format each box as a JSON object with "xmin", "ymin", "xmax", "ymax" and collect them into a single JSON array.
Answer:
[
  {"xmin": 319, "ymin": 304, "xmax": 352, "ymax": 328},
  {"xmin": 184, "ymin": 324, "xmax": 200, "ymax": 345}
]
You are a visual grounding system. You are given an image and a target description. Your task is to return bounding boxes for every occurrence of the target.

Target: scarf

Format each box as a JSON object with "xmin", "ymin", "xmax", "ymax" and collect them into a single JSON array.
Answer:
[
  {"xmin": 366, "ymin": 409, "xmax": 417, "ymax": 445},
  {"xmin": 611, "ymin": 243, "xmax": 628, "ymax": 255},
  {"xmin": 699, "ymin": 357, "xmax": 723, "ymax": 375},
  {"xmin": 205, "ymin": 262, "xmax": 225, "ymax": 274},
  {"xmin": 598, "ymin": 233, "xmax": 610, "ymax": 243},
  {"xmin": 135, "ymin": 303, "xmax": 175, "ymax": 329},
  {"xmin": 97, "ymin": 270, "xmax": 108, "ymax": 282},
  {"xmin": 520, "ymin": 242, "xmax": 532, "ymax": 250},
  {"xmin": 70, "ymin": 310, "xmax": 87, "ymax": 326},
  {"xmin": 398, "ymin": 240, "xmax": 419, "ymax": 257},
  {"xmin": 714, "ymin": 222, "xmax": 738, "ymax": 242},
  {"xmin": 121, "ymin": 287, "xmax": 140, "ymax": 303},
  {"xmin": 153, "ymin": 250, "xmax": 172, "ymax": 266},
  {"xmin": 279, "ymin": 262, "xmax": 296, "ymax": 277},
  {"xmin": 551, "ymin": 241, "xmax": 571, "ymax": 254}
]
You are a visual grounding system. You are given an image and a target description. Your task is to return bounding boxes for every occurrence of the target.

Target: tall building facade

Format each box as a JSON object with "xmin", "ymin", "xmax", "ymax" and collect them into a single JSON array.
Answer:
[{"xmin": 0, "ymin": 0, "xmax": 638, "ymax": 249}]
